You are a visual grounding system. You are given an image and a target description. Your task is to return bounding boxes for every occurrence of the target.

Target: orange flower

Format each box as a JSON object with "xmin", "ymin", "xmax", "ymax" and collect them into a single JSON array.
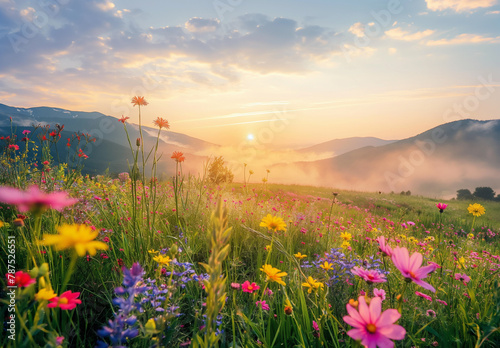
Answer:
[
  {"xmin": 119, "ymin": 115, "xmax": 130, "ymax": 124},
  {"xmin": 153, "ymin": 117, "xmax": 170, "ymax": 129},
  {"xmin": 131, "ymin": 96, "xmax": 148, "ymax": 106},
  {"xmin": 171, "ymin": 151, "xmax": 185, "ymax": 163}
]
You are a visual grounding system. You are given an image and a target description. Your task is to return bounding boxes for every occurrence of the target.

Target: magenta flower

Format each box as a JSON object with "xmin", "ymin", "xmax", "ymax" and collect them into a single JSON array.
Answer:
[
  {"xmin": 343, "ymin": 296, "xmax": 406, "ymax": 347},
  {"xmin": 376, "ymin": 236, "xmax": 393, "ymax": 257},
  {"xmin": 241, "ymin": 281, "xmax": 260, "ymax": 294},
  {"xmin": 351, "ymin": 267, "xmax": 387, "ymax": 284},
  {"xmin": 415, "ymin": 291, "xmax": 432, "ymax": 302},
  {"xmin": 436, "ymin": 203, "xmax": 448, "ymax": 213},
  {"xmin": 0, "ymin": 185, "xmax": 78, "ymax": 212},
  {"xmin": 391, "ymin": 247, "xmax": 437, "ymax": 292},
  {"xmin": 256, "ymin": 300, "xmax": 270, "ymax": 311},
  {"xmin": 230, "ymin": 282, "xmax": 241, "ymax": 290},
  {"xmin": 373, "ymin": 288, "xmax": 386, "ymax": 301},
  {"xmin": 454, "ymin": 273, "xmax": 470, "ymax": 283}
]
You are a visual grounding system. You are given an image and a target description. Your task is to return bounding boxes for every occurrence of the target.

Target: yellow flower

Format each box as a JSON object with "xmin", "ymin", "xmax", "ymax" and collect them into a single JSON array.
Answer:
[
  {"xmin": 340, "ymin": 232, "xmax": 352, "ymax": 241},
  {"xmin": 145, "ymin": 318, "xmax": 156, "ymax": 334},
  {"xmin": 260, "ymin": 264, "xmax": 287, "ymax": 286},
  {"xmin": 38, "ymin": 224, "xmax": 108, "ymax": 257},
  {"xmin": 467, "ymin": 233, "xmax": 474, "ymax": 240},
  {"xmin": 458, "ymin": 257, "xmax": 466, "ymax": 269},
  {"xmin": 302, "ymin": 276, "xmax": 324, "ymax": 293},
  {"xmin": 0, "ymin": 221, "xmax": 4, "ymax": 228},
  {"xmin": 468, "ymin": 203, "xmax": 485, "ymax": 217},
  {"xmin": 265, "ymin": 244, "xmax": 272, "ymax": 252},
  {"xmin": 35, "ymin": 288, "xmax": 57, "ymax": 301},
  {"xmin": 148, "ymin": 249, "xmax": 159, "ymax": 254},
  {"xmin": 294, "ymin": 252, "xmax": 307, "ymax": 259},
  {"xmin": 153, "ymin": 255, "xmax": 172, "ymax": 266},
  {"xmin": 260, "ymin": 214, "xmax": 287, "ymax": 232},
  {"xmin": 341, "ymin": 241, "xmax": 351, "ymax": 249},
  {"xmin": 428, "ymin": 247, "xmax": 434, "ymax": 252},
  {"xmin": 398, "ymin": 234, "xmax": 407, "ymax": 240},
  {"xmin": 320, "ymin": 261, "xmax": 334, "ymax": 271}
]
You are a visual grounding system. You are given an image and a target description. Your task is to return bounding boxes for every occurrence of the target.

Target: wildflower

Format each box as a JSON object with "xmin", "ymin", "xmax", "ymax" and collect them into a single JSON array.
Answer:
[
  {"xmin": 145, "ymin": 318, "xmax": 156, "ymax": 334},
  {"xmin": 7, "ymin": 271, "xmax": 36, "ymax": 288},
  {"xmin": 341, "ymin": 241, "xmax": 351, "ymax": 249},
  {"xmin": 458, "ymin": 257, "xmax": 466, "ymax": 269},
  {"xmin": 8, "ymin": 144, "xmax": 19, "ymax": 150},
  {"xmin": 467, "ymin": 233, "xmax": 474, "ymax": 240},
  {"xmin": 320, "ymin": 261, "xmax": 334, "ymax": 271},
  {"xmin": 436, "ymin": 203, "xmax": 447, "ymax": 213},
  {"xmin": 351, "ymin": 267, "xmax": 386, "ymax": 284},
  {"xmin": 284, "ymin": 298, "xmax": 293, "ymax": 315},
  {"xmin": 22, "ymin": 130, "xmax": 31, "ymax": 135},
  {"xmin": 171, "ymin": 151, "xmax": 185, "ymax": 163},
  {"xmin": 415, "ymin": 291, "xmax": 432, "ymax": 302},
  {"xmin": 343, "ymin": 296, "xmax": 405, "ymax": 347},
  {"xmin": 148, "ymin": 249, "xmax": 159, "ymax": 254},
  {"xmin": 131, "ymin": 96, "xmax": 148, "ymax": 106},
  {"xmin": 0, "ymin": 186, "xmax": 78, "ymax": 213},
  {"xmin": 39, "ymin": 224, "xmax": 109, "ymax": 257},
  {"xmin": 119, "ymin": 115, "xmax": 130, "ymax": 123},
  {"xmin": 256, "ymin": 300, "xmax": 270, "ymax": 311},
  {"xmin": 241, "ymin": 281, "xmax": 260, "ymax": 293},
  {"xmin": 454, "ymin": 273, "xmax": 471, "ymax": 283},
  {"xmin": 312, "ymin": 320, "xmax": 320, "ymax": 337},
  {"xmin": 302, "ymin": 276, "xmax": 324, "ymax": 293},
  {"xmin": 230, "ymin": 282, "xmax": 241, "ymax": 290},
  {"xmin": 436, "ymin": 299, "xmax": 448, "ymax": 306},
  {"xmin": 373, "ymin": 288, "xmax": 386, "ymax": 301},
  {"xmin": 391, "ymin": 247, "xmax": 437, "ymax": 292},
  {"xmin": 153, "ymin": 117, "xmax": 170, "ymax": 129},
  {"xmin": 265, "ymin": 244, "xmax": 272, "ymax": 252},
  {"xmin": 260, "ymin": 264, "xmax": 287, "ymax": 286},
  {"xmin": 348, "ymin": 299, "xmax": 359, "ymax": 308},
  {"xmin": 47, "ymin": 291, "xmax": 82, "ymax": 310},
  {"xmin": 426, "ymin": 310, "xmax": 436, "ymax": 317},
  {"xmin": 55, "ymin": 337, "xmax": 64, "ymax": 346},
  {"xmin": 0, "ymin": 221, "xmax": 4, "ymax": 228},
  {"xmin": 136, "ymin": 138, "xmax": 141, "ymax": 147},
  {"xmin": 294, "ymin": 252, "xmax": 307, "ymax": 259},
  {"xmin": 341, "ymin": 232, "xmax": 352, "ymax": 241},
  {"xmin": 35, "ymin": 288, "xmax": 57, "ymax": 301},
  {"xmin": 260, "ymin": 214, "xmax": 287, "ymax": 232},
  {"xmin": 468, "ymin": 203, "xmax": 485, "ymax": 217},
  {"xmin": 153, "ymin": 255, "xmax": 172, "ymax": 266}
]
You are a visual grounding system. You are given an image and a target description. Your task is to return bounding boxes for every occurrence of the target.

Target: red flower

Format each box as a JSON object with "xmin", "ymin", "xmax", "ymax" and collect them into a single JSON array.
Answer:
[
  {"xmin": 119, "ymin": 115, "xmax": 130, "ymax": 124},
  {"xmin": 47, "ymin": 291, "xmax": 82, "ymax": 310},
  {"xmin": 153, "ymin": 117, "xmax": 170, "ymax": 129},
  {"xmin": 6, "ymin": 271, "xmax": 36, "ymax": 287},
  {"xmin": 8, "ymin": 144, "xmax": 19, "ymax": 150},
  {"xmin": 49, "ymin": 131, "xmax": 57, "ymax": 137},
  {"xmin": 131, "ymin": 96, "xmax": 148, "ymax": 106},
  {"xmin": 171, "ymin": 151, "xmax": 185, "ymax": 163}
]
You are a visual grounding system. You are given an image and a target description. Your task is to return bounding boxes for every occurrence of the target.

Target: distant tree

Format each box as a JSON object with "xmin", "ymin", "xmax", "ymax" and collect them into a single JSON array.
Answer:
[
  {"xmin": 405, "ymin": 190, "xmax": 411, "ymax": 196},
  {"xmin": 400, "ymin": 191, "xmax": 405, "ymax": 195},
  {"xmin": 473, "ymin": 187, "xmax": 496, "ymax": 201},
  {"xmin": 495, "ymin": 194, "xmax": 500, "ymax": 202},
  {"xmin": 456, "ymin": 189, "xmax": 473, "ymax": 200},
  {"xmin": 208, "ymin": 156, "xmax": 234, "ymax": 185}
]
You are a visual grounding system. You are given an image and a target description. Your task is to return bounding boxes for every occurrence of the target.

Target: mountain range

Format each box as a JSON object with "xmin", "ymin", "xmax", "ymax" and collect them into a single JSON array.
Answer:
[{"xmin": 1, "ymin": 103, "xmax": 499, "ymax": 197}]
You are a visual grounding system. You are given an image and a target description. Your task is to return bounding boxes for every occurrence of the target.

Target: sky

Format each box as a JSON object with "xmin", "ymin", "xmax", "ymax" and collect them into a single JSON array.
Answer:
[{"xmin": 0, "ymin": 0, "xmax": 499, "ymax": 148}]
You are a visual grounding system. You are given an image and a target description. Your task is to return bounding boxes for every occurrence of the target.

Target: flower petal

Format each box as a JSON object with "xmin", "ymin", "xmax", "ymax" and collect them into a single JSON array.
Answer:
[
  {"xmin": 369, "ymin": 296, "xmax": 382, "ymax": 323},
  {"xmin": 408, "ymin": 252, "xmax": 423, "ymax": 271},
  {"xmin": 378, "ymin": 324, "xmax": 406, "ymax": 340},
  {"xmin": 376, "ymin": 309, "xmax": 401, "ymax": 327}
]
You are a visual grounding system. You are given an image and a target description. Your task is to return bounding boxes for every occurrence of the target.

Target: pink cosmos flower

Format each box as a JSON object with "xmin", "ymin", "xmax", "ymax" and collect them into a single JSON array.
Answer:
[
  {"xmin": 241, "ymin": 281, "xmax": 260, "ymax": 293},
  {"xmin": 436, "ymin": 203, "xmax": 447, "ymax": 213},
  {"xmin": 415, "ymin": 291, "xmax": 432, "ymax": 302},
  {"xmin": 0, "ymin": 185, "xmax": 78, "ymax": 212},
  {"xmin": 22, "ymin": 130, "xmax": 31, "ymax": 135},
  {"xmin": 373, "ymin": 288, "xmax": 386, "ymax": 301},
  {"xmin": 256, "ymin": 300, "xmax": 270, "ymax": 311},
  {"xmin": 351, "ymin": 267, "xmax": 387, "ymax": 284},
  {"xmin": 454, "ymin": 273, "xmax": 470, "ymax": 283},
  {"xmin": 391, "ymin": 247, "xmax": 437, "ymax": 292},
  {"xmin": 47, "ymin": 291, "xmax": 82, "ymax": 310},
  {"xmin": 343, "ymin": 296, "xmax": 406, "ymax": 347},
  {"xmin": 376, "ymin": 236, "xmax": 393, "ymax": 257}
]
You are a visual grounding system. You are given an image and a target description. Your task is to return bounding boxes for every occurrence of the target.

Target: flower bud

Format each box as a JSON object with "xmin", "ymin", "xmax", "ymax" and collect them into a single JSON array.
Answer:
[{"xmin": 136, "ymin": 138, "xmax": 141, "ymax": 147}]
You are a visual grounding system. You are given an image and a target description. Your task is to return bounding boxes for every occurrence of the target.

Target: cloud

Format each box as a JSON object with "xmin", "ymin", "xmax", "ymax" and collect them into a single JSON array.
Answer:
[
  {"xmin": 425, "ymin": 0, "xmax": 498, "ymax": 12},
  {"xmin": 426, "ymin": 33, "xmax": 500, "ymax": 45},
  {"xmin": 185, "ymin": 17, "xmax": 220, "ymax": 33},
  {"xmin": 348, "ymin": 22, "xmax": 365, "ymax": 38},
  {"xmin": 385, "ymin": 27, "xmax": 435, "ymax": 41}
]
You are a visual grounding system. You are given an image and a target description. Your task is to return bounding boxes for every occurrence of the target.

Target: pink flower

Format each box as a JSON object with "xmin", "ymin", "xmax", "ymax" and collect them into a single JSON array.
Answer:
[
  {"xmin": 230, "ymin": 282, "xmax": 240, "ymax": 290},
  {"xmin": 376, "ymin": 236, "xmax": 393, "ymax": 257},
  {"xmin": 22, "ymin": 130, "xmax": 31, "ymax": 135},
  {"xmin": 0, "ymin": 185, "xmax": 78, "ymax": 212},
  {"xmin": 373, "ymin": 288, "xmax": 386, "ymax": 301},
  {"xmin": 343, "ymin": 296, "xmax": 406, "ymax": 347},
  {"xmin": 55, "ymin": 337, "xmax": 64, "ymax": 345},
  {"xmin": 454, "ymin": 273, "xmax": 470, "ymax": 283},
  {"xmin": 426, "ymin": 310, "xmax": 436, "ymax": 318},
  {"xmin": 415, "ymin": 291, "xmax": 432, "ymax": 302},
  {"xmin": 351, "ymin": 267, "xmax": 387, "ymax": 284},
  {"xmin": 436, "ymin": 299, "xmax": 448, "ymax": 306},
  {"xmin": 391, "ymin": 247, "xmax": 437, "ymax": 292},
  {"xmin": 436, "ymin": 203, "xmax": 448, "ymax": 213},
  {"xmin": 8, "ymin": 144, "xmax": 19, "ymax": 150},
  {"xmin": 47, "ymin": 291, "xmax": 82, "ymax": 310},
  {"xmin": 241, "ymin": 281, "xmax": 260, "ymax": 293},
  {"xmin": 6, "ymin": 271, "xmax": 36, "ymax": 288},
  {"xmin": 256, "ymin": 300, "xmax": 270, "ymax": 311},
  {"xmin": 313, "ymin": 320, "xmax": 320, "ymax": 331}
]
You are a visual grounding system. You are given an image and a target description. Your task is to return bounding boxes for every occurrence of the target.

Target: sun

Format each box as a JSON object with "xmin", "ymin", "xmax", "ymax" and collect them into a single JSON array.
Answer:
[{"xmin": 247, "ymin": 134, "xmax": 255, "ymax": 140}]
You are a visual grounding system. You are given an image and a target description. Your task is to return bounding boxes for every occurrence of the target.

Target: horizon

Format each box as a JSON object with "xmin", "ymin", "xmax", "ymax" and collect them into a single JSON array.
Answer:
[{"xmin": 1, "ymin": 0, "xmax": 500, "ymax": 147}]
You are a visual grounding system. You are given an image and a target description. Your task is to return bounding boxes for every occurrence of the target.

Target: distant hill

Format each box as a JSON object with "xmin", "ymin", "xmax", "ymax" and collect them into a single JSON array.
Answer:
[
  {"xmin": 272, "ymin": 119, "xmax": 500, "ymax": 197},
  {"xmin": 0, "ymin": 103, "xmax": 216, "ymax": 176},
  {"xmin": 298, "ymin": 137, "xmax": 396, "ymax": 157}
]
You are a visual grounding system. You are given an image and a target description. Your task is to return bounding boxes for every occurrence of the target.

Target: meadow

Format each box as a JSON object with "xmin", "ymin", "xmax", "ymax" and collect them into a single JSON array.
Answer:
[{"xmin": 1, "ymin": 102, "xmax": 500, "ymax": 348}]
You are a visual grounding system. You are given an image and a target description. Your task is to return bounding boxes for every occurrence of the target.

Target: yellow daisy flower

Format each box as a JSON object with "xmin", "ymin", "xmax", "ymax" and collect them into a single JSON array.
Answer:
[
  {"xmin": 294, "ymin": 252, "xmax": 307, "ymax": 259},
  {"xmin": 468, "ymin": 203, "xmax": 485, "ymax": 217},
  {"xmin": 302, "ymin": 276, "xmax": 324, "ymax": 293},
  {"xmin": 260, "ymin": 214, "xmax": 287, "ymax": 232},
  {"xmin": 153, "ymin": 255, "xmax": 172, "ymax": 266},
  {"xmin": 260, "ymin": 264, "xmax": 287, "ymax": 286},
  {"xmin": 319, "ymin": 261, "xmax": 334, "ymax": 271}
]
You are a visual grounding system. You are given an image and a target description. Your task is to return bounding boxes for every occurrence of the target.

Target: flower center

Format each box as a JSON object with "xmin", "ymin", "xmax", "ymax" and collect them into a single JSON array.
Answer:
[
  {"xmin": 366, "ymin": 324, "xmax": 377, "ymax": 334},
  {"xmin": 409, "ymin": 271, "xmax": 417, "ymax": 279},
  {"xmin": 59, "ymin": 298, "xmax": 69, "ymax": 305}
]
